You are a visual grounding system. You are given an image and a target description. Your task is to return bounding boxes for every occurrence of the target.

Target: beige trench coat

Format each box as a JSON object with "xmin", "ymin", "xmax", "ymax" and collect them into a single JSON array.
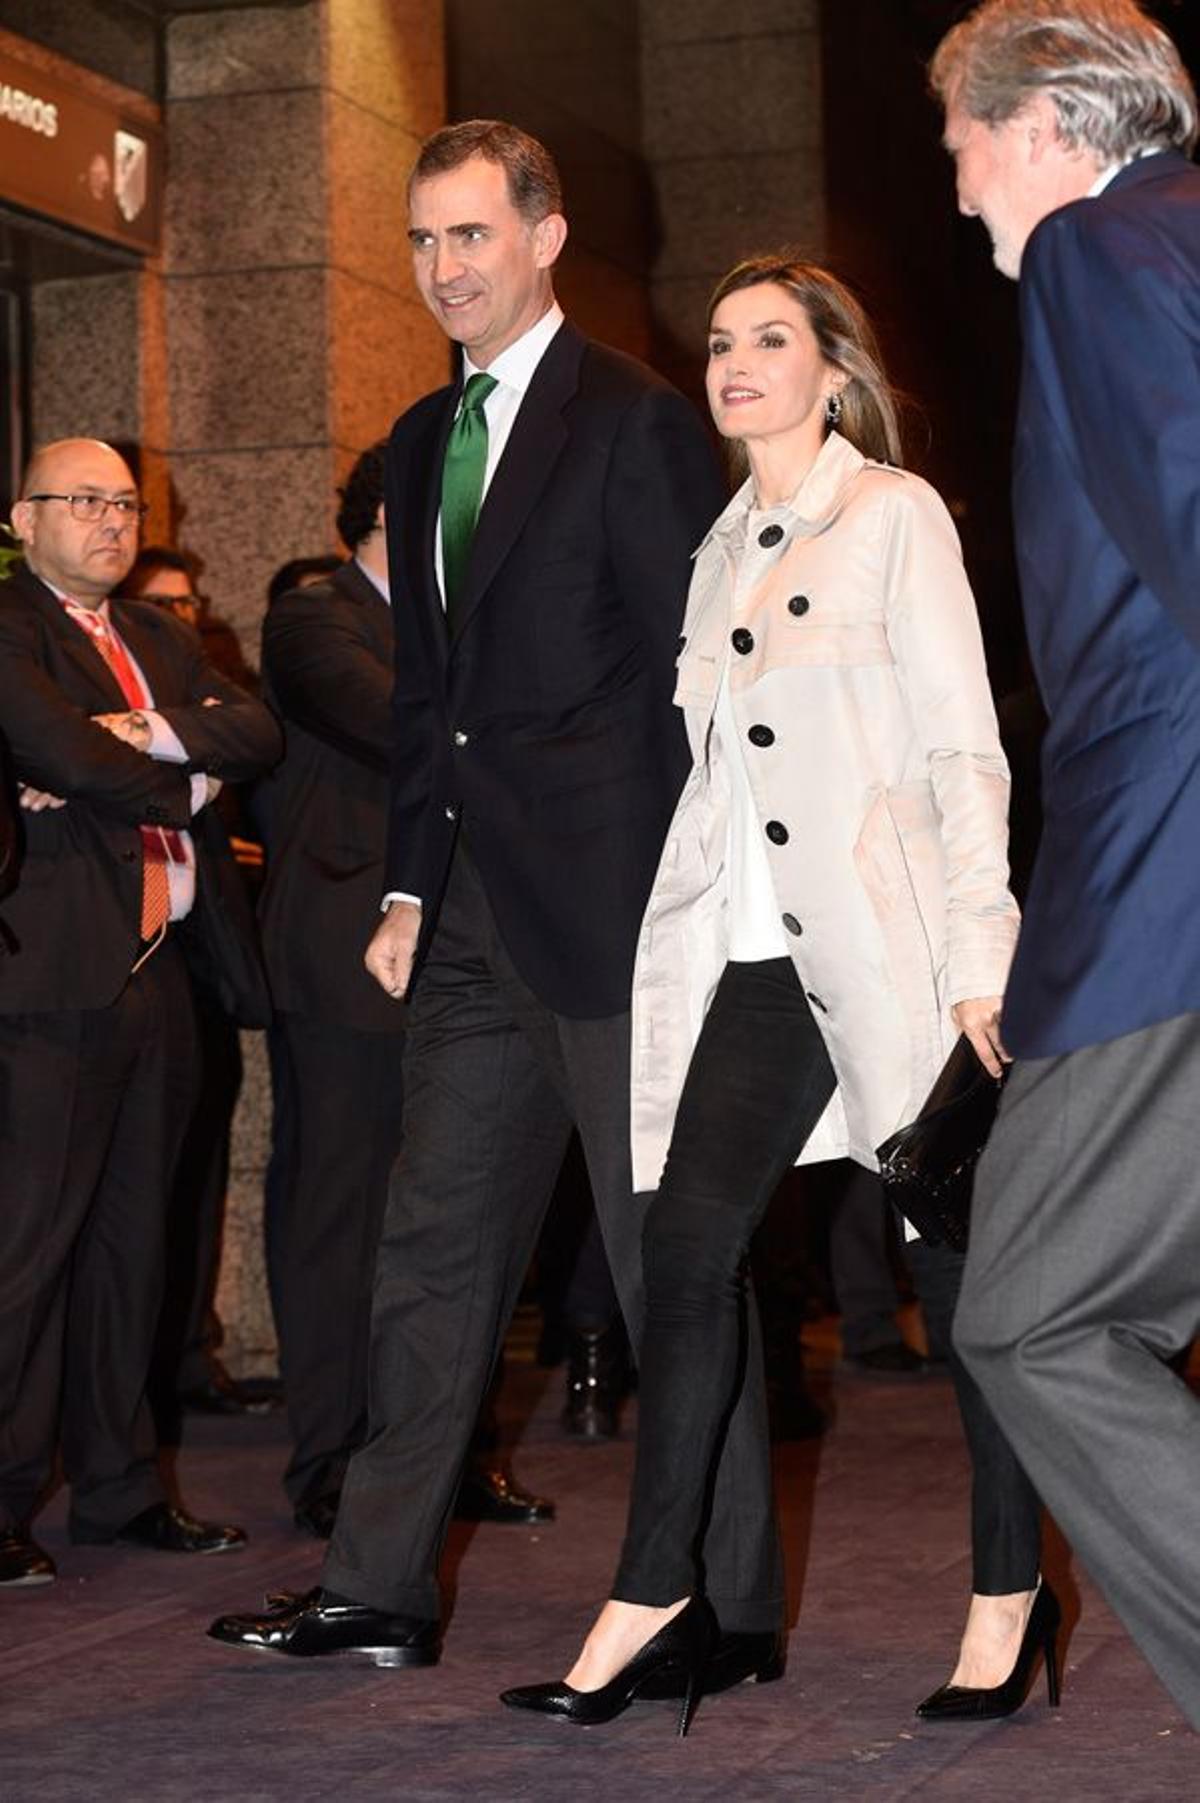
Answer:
[{"xmin": 630, "ymin": 432, "xmax": 1020, "ymax": 1191}]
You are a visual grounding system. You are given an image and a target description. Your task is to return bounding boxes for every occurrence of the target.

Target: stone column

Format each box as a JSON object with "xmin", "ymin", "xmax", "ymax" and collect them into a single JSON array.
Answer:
[
  {"xmin": 446, "ymin": 0, "xmax": 652, "ymax": 358},
  {"xmin": 639, "ymin": 0, "xmax": 825, "ymax": 405},
  {"xmin": 164, "ymin": 0, "xmax": 446, "ymax": 1372}
]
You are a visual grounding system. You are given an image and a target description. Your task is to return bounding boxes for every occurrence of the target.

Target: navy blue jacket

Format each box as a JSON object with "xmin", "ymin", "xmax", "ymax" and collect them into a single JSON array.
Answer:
[{"xmin": 1003, "ymin": 150, "xmax": 1200, "ymax": 1056}]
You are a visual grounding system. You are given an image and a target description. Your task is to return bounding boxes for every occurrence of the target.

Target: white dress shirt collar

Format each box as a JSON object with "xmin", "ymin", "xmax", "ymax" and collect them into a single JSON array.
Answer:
[
  {"xmin": 1088, "ymin": 145, "xmax": 1159, "ymax": 198},
  {"xmin": 461, "ymin": 301, "xmax": 564, "ymax": 400}
]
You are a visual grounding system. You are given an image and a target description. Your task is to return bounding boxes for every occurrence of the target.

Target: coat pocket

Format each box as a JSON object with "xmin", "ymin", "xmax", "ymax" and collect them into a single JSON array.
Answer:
[{"xmin": 852, "ymin": 783, "xmax": 946, "ymax": 1077}]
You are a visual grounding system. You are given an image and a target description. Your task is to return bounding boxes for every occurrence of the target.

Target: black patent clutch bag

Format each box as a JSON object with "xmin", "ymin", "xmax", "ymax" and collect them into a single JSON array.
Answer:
[{"xmin": 875, "ymin": 1035, "xmax": 1008, "ymax": 1252}]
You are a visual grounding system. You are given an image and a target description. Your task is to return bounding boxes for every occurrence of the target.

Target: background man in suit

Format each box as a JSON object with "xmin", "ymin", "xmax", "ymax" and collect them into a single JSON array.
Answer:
[
  {"xmin": 258, "ymin": 442, "xmax": 551, "ymax": 1537},
  {"xmin": 210, "ymin": 120, "xmax": 784, "ymax": 1687},
  {"xmin": 933, "ymin": 0, "xmax": 1200, "ymax": 1725},
  {"xmin": 0, "ymin": 438, "xmax": 280, "ymax": 1587},
  {"xmin": 120, "ymin": 543, "xmax": 271, "ymax": 1426}
]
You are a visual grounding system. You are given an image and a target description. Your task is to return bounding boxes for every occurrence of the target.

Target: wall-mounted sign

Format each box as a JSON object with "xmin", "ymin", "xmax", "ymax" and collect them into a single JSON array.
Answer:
[{"xmin": 0, "ymin": 45, "xmax": 161, "ymax": 254}]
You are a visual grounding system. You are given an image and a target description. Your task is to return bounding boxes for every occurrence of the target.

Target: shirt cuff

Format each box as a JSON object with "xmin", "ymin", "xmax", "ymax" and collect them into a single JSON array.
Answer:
[
  {"xmin": 189, "ymin": 773, "xmax": 209, "ymax": 815},
  {"xmin": 382, "ymin": 891, "xmax": 422, "ymax": 913},
  {"xmin": 142, "ymin": 711, "xmax": 188, "ymax": 763}
]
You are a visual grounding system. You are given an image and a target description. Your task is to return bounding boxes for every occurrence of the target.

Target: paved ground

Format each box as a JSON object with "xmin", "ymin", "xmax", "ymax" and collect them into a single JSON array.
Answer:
[{"xmin": 1, "ymin": 1330, "xmax": 1193, "ymax": 1800}]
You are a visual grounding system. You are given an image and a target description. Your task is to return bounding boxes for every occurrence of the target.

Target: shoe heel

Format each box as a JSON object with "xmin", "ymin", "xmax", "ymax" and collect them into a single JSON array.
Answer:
[
  {"xmin": 1044, "ymin": 1636, "xmax": 1061, "ymax": 1707},
  {"xmin": 754, "ymin": 1650, "xmax": 785, "ymax": 1685},
  {"xmin": 677, "ymin": 1670, "xmax": 702, "ymax": 1738}
]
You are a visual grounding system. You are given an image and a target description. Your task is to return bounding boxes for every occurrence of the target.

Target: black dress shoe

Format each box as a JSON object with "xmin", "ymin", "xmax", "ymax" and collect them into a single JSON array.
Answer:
[
  {"xmin": 842, "ymin": 1342, "xmax": 930, "ymax": 1379},
  {"xmin": 500, "ymin": 1596, "xmax": 719, "ymax": 1737},
  {"xmin": 208, "ymin": 1586, "xmax": 441, "ymax": 1667},
  {"xmin": 73, "ymin": 1502, "xmax": 246, "ymax": 1554},
  {"xmin": 293, "ymin": 1491, "xmax": 341, "ymax": 1540},
  {"xmin": 0, "ymin": 1526, "xmax": 56, "ymax": 1587},
  {"xmin": 455, "ymin": 1465, "xmax": 555, "ymax": 1524},
  {"xmin": 638, "ymin": 1628, "xmax": 785, "ymax": 1698},
  {"xmin": 562, "ymin": 1321, "xmax": 629, "ymax": 1440}
]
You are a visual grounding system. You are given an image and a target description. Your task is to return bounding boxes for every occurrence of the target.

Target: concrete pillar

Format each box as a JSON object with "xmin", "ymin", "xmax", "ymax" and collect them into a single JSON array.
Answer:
[
  {"xmin": 163, "ymin": 0, "xmax": 446, "ymax": 1372},
  {"xmin": 639, "ymin": 0, "xmax": 825, "ymax": 404}
]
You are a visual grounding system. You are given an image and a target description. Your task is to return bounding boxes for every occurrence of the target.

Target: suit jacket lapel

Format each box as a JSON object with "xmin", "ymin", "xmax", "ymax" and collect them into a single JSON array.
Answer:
[
  {"xmin": 450, "ymin": 321, "xmax": 582, "ymax": 643},
  {"xmin": 336, "ymin": 558, "xmax": 395, "ymax": 661},
  {"xmin": 110, "ymin": 600, "xmax": 178, "ymax": 707},
  {"xmin": 13, "ymin": 565, "xmax": 128, "ymax": 709},
  {"xmin": 404, "ymin": 390, "xmax": 457, "ymax": 666}
]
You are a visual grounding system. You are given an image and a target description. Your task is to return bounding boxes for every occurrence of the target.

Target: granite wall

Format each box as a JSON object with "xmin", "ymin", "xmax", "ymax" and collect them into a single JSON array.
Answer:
[
  {"xmin": 162, "ymin": 0, "xmax": 447, "ymax": 1372},
  {"xmin": 639, "ymin": 0, "xmax": 826, "ymax": 405},
  {"xmin": 447, "ymin": 0, "xmax": 653, "ymax": 359}
]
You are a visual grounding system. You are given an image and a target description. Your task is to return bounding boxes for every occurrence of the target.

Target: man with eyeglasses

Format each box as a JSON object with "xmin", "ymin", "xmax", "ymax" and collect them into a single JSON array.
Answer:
[
  {"xmin": 124, "ymin": 546, "xmax": 253, "ymax": 693},
  {"xmin": 0, "ymin": 437, "xmax": 281, "ymax": 1587}
]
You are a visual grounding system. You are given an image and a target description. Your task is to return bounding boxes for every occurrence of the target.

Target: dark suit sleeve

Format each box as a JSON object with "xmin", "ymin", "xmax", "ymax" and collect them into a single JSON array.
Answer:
[
  {"xmin": 262, "ymin": 586, "xmax": 392, "ymax": 773},
  {"xmin": 149, "ymin": 616, "xmax": 282, "ymax": 781},
  {"xmin": 1022, "ymin": 202, "xmax": 1200, "ymax": 652},
  {"xmin": 602, "ymin": 385, "xmax": 728, "ymax": 681},
  {"xmin": 0, "ymin": 602, "xmax": 192, "ymax": 827}
]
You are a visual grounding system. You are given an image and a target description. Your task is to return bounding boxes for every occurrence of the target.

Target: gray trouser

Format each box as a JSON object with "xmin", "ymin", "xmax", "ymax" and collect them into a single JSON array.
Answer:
[{"xmin": 955, "ymin": 1012, "xmax": 1200, "ymax": 1728}]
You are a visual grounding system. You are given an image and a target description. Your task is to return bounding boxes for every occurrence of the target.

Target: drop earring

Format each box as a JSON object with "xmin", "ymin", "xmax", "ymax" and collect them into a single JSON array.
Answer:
[{"xmin": 824, "ymin": 390, "xmax": 844, "ymax": 429}]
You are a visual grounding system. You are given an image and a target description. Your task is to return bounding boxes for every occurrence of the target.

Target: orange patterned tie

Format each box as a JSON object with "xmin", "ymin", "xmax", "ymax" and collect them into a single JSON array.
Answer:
[{"xmin": 66, "ymin": 602, "xmax": 179, "ymax": 940}]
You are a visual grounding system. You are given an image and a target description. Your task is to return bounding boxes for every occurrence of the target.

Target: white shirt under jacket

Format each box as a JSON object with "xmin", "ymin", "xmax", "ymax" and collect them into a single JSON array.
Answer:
[{"xmin": 629, "ymin": 430, "xmax": 1020, "ymax": 1193}]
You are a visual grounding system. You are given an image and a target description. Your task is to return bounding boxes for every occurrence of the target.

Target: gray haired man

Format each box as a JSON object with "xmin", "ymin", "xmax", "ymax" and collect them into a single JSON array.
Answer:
[{"xmin": 932, "ymin": 0, "xmax": 1200, "ymax": 1728}]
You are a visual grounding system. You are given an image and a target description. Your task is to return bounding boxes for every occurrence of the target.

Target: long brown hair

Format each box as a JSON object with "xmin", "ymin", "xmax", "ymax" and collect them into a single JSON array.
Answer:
[{"xmin": 708, "ymin": 256, "xmax": 904, "ymax": 467}]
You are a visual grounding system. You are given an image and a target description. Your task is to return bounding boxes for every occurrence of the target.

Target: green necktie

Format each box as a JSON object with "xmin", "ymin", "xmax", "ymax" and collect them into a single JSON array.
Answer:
[{"xmin": 441, "ymin": 371, "xmax": 498, "ymax": 629}]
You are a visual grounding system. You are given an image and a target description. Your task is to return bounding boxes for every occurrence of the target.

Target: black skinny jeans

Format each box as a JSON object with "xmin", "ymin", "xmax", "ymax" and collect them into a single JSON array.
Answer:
[{"xmin": 612, "ymin": 957, "xmax": 1042, "ymax": 1606}]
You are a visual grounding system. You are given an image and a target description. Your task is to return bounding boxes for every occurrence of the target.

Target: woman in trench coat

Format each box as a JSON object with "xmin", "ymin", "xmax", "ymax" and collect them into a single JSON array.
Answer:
[{"xmin": 503, "ymin": 256, "xmax": 1054, "ymax": 1735}]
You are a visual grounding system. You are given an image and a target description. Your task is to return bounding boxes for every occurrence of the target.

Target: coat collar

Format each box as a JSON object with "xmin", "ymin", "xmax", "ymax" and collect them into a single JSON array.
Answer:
[
  {"xmin": 399, "ymin": 318, "xmax": 581, "ymax": 654},
  {"xmin": 450, "ymin": 317, "xmax": 580, "ymax": 641},
  {"xmin": 334, "ymin": 555, "xmax": 391, "ymax": 612},
  {"xmin": 696, "ymin": 430, "xmax": 868, "ymax": 558},
  {"xmin": 1105, "ymin": 146, "xmax": 1193, "ymax": 197},
  {"xmin": 5, "ymin": 561, "xmax": 128, "ymax": 707}
]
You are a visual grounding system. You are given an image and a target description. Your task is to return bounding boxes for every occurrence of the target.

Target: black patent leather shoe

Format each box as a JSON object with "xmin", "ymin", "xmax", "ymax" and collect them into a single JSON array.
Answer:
[
  {"xmin": 74, "ymin": 1502, "xmax": 246, "ymax": 1554},
  {"xmin": 500, "ymin": 1596, "xmax": 719, "ymax": 1736},
  {"xmin": 208, "ymin": 1586, "xmax": 441, "ymax": 1667},
  {"xmin": 455, "ymin": 1465, "xmax": 555, "ymax": 1524},
  {"xmin": 638, "ymin": 1627, "xmax": 785, "ymax": 1698},
  {"xmin": 293, "ymin": 1491, "xmax": 341, "ymax": 1540},
  {"xmin": 916, "ymin": 1583, "xmax": 1062, "ymax": 1721},
  {"xmin": 0, "ymin": 1526, "xmax": 56, "ymax": 1587}
]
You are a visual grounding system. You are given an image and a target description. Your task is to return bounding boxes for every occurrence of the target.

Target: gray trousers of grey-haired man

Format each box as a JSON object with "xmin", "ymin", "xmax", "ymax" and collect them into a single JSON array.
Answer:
[{"xmin": 954, "ymin": 1011, "xmax": 1200, "ymax": 1731}]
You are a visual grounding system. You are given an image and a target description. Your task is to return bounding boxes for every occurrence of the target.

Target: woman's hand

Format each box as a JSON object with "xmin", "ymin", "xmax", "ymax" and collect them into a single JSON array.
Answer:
[{"xmin": 951, "ymin": 995, "xmax": 1010, "ymax": 1078}]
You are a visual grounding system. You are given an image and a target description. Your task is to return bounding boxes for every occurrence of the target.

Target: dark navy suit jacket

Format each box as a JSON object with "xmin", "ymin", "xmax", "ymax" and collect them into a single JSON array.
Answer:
[
  {"xmin": 381, "ymin": 320, "xmax": 726, "ymax": 1020},
  {"xmin": 1003, "ymin": 150, "xmax": 1200, "ymax": 1057}
]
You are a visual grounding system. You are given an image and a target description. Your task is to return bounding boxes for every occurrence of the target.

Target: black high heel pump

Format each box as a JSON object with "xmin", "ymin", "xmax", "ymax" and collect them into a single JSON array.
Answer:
[
  {"xmin": 500, "ymin": 1596, "xmax": 719, "ymax": 1737},
  {"xmin": 916, "ymin": 1581, "xmax": 1062, "ymax": 1721}
]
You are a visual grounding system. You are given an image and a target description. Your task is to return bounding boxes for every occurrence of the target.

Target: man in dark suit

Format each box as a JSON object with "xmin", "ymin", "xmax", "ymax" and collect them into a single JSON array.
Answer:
[
  {"xmin": 0, "ymin": 437, "xmax": 280, "ymax": 1587},
  {"xmin": 0, "ymin": 730, "xmax": 17, "ymax": 903},
  {"xmin": 258, "ymin": 442, "xmax": 551, "ymax": 1536},
  {"xmin": 934, "ymin": 0, "xmax": 1200, "ymax": 1726},
  {"xmin": 120, "ymin": 543, "xmax": 272, "ymax": 1424},
  {"xmin": 210, "ymin": 120, "xmax": 783, "ymax": 1687}
]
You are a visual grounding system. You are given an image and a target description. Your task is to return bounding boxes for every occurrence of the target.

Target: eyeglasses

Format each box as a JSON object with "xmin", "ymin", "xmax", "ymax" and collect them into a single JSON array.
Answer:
[{"xmin": 27, "ymin": 492, "xmax": 149, "ymax": 523}]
